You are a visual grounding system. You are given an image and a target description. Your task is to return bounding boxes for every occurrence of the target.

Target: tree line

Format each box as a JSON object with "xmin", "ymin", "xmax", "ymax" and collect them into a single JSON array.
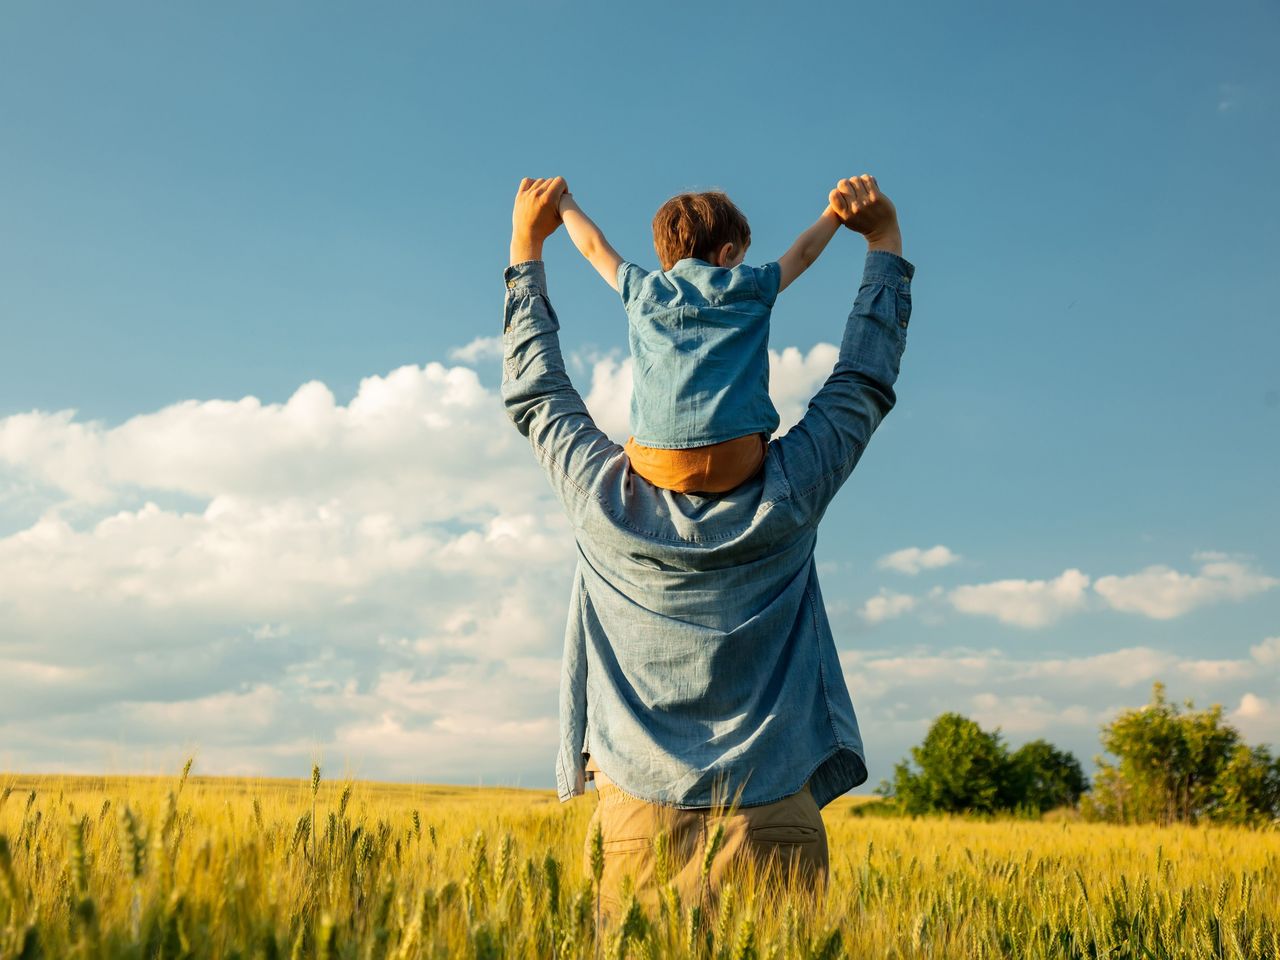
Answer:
[{"xmin": 876, "ymin": 681, "xmax": 1280, "ymax": 826}]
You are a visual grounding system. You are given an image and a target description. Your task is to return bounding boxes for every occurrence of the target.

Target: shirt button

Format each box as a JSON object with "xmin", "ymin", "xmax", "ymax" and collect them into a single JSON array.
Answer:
[{"xmin": 506, "ymin": 280, "xmax": 516, "ymax": 289}]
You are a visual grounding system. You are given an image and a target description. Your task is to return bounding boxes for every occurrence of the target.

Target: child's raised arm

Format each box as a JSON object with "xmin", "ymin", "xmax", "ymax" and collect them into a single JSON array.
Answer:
[
  {"xmin": 776, "ymin": 206, "xmax": 843, "ymax": 293},
  {"xmin": 558, "ymin": 193, "xmax": 625, "ymax": 291}
]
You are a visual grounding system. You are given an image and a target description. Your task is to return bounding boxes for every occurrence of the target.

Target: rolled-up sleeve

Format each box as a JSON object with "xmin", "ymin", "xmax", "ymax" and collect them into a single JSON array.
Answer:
[
  {"xmin": 774, "ymin": 250, "xmax": 915, "ymax": 522},
  {"xmin": 501, "ymin": 261, "xmax": 620, "ymax": 520}
]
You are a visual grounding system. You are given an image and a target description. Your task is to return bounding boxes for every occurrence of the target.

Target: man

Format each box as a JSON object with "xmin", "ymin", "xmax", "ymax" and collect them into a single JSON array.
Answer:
[{"xmin": 502, "ymin": 175, "xmax": 913, "ymax": 914}]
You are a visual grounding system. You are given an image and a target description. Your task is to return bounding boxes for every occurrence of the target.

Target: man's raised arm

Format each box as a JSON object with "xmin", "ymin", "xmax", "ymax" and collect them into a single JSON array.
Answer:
[
  {"xmin": 501, "ymin": 178, "xmax": 620, "ymax": 521},
  {"xmin": 773, "ymin": 175, "xmax": 915, "ymax": 519}
]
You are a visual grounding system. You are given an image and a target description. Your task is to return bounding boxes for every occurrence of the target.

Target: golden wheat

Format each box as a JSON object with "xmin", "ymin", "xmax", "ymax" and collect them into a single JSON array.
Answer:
[{"xmin": 1, "ymin": 766, "xmax": 1277, "ymax": 958}]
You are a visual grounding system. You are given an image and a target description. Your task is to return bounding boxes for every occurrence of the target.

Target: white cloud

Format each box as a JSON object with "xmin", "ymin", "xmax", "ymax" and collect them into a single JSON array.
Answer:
[
  {"xmin": 839, "ymin": 640, "xmax": 1280, "ymax": 779},
  {"xmin": 0, "ymin": 359, "xmax": 579, "ymax": 781},
  {"xmin": 1094, "ymin": 557, "xmax": 1276, "ymax": 620},
  {"xmin": 449, "ymin": 336, "xmax": 505, "ymax": 364},
  {"xmin": 867, "ymin": 555, "xmax": 1276, "ymax": 631},
  {"xmin": 768, "ymin": 344, "xmax": 841, "ymax": 434},
  {"xmin": 968, "ymin": 693, "xmax": 1096, "ymax": 736},
  {"xmin": 4, "ymin": 347, "xmax": 1277, "ymax": 785},
  {"xmin": 1251, "ymin": 637, "xmax": 1280, "ymax": 665},
  {"xmin": 0, "ymin": 340, "xmax": 857, "ymax": 781},
  {"xmin": 1176, "ymin": 658, "xmax": 1254, "ymax": 683},
  {"xmin": 859, "ymin": 590, "xmax": 917, "ymax": 624},
  {"xmin": 1020, "ymin": 647, "xmax": 1178, "ymax": 687},
  {"xmin": 0, "ymin": 364, "xmax": 537, "ymax": 517},
  {"xmin": 1234, "ymin": 692, "xmax": 1271, "ymax": 719},
  {"xmin": 582, "ymin": 354, "xmax": 633, "ymax": 441},
  {"xmin": 948, "ymin": 569, "xmax": 1091, "ymax": 628},
  {"xmin": 877, "ymin": 545, "xmax": 960, "ymax": 576},
  {"xmin": 1229, "ymin": 693, "xmax": 1280, "ymax": 747}
]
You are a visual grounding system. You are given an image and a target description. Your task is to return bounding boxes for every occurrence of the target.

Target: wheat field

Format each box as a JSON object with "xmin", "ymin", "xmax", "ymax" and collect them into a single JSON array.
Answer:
[{"xmin": 1, "ymin": 766, "xmax": 1278, "ymax": 959}]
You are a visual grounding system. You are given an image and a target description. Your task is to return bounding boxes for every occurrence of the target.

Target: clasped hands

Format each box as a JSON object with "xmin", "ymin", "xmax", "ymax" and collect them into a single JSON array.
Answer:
[{"xmin": 509, "ymin": 174, "xmax": 899, "ymax": 264}]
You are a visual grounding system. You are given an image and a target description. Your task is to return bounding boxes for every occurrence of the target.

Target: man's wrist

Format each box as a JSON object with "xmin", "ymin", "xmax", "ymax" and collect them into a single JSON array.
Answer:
[
  {"xmin": 510, "ymin": 235, "xmax": 544, "ymax": 264},
  {"xmin": 865, "ymin": 226, "xmax": 903, "ymax": 257}
]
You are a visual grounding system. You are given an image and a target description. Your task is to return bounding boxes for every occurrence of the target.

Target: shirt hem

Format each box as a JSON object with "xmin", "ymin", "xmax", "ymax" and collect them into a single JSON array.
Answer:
[
  {"xmin": 574, "ymin": 743, "xmax": 867, "ymax": 811},
  {"xmin": 630, "ymin": 428, "xmax": 778, "ymax": 451}
]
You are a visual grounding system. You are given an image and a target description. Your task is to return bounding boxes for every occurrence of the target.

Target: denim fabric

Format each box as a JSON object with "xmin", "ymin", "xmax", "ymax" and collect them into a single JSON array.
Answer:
[
  {"xmin": 618, "ymin": 259, "xmax": 783, "ymax": 449},
  {"xmin": 501, "ymin": 250, "xmax": 914, "ymax": 809}
]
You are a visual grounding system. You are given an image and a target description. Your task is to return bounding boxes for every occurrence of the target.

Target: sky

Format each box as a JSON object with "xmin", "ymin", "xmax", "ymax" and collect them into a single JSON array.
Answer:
[{"xmin": 1, "ymin": 0, "xmax": 1277, "ymax": 791}]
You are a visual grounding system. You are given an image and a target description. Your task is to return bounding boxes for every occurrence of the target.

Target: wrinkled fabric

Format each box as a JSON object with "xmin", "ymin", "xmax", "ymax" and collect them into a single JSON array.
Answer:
[
  {"xmin": 501, "ymin": 250, "xmax": 915, "ymax": 809},
  {"xmin": 584, "ymin": 769, "xmax": 828, "ymax": 918},
  {"xmin": 619, "ymin": 258, "xmax": 782, "ymax": 449}
]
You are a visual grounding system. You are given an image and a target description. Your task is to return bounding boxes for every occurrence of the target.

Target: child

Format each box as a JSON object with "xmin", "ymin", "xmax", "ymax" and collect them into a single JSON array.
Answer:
[{"xmin": 558, "ymin": 187, "xmax": 842, "ymax": 493}]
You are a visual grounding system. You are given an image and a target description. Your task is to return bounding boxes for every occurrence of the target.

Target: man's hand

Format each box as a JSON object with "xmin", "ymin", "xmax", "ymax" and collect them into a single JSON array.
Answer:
[
  {"xmin": 510, "ymin": 177, "xmax": 569, "ymax": 265},
  {"xmin": 829, "ymin": 175, "xmax": 902, "ymax": 257}
]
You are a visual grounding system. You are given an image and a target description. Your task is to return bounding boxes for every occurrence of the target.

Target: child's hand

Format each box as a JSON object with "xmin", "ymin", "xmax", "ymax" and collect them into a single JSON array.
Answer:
[{"xmin": 829, "ymin": 175, "xmax": 901, "ymax": 254}]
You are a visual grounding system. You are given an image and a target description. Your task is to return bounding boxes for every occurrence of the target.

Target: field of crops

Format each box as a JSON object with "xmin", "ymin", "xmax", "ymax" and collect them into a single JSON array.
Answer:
[{"xmin": 1, "ymin": 767, "xmax": 1278, "ymax": 959}]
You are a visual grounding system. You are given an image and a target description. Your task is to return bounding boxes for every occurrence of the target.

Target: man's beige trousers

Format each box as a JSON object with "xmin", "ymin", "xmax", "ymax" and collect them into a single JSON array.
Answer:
[{"xmin": 583, "ymin": 768, "xmax": 829, "ymax": 916}]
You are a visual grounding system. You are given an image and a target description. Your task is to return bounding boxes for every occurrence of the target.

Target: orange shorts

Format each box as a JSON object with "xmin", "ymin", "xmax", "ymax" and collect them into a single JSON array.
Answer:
[{"xmin": 624, "ymin": 433, "xmax": 767, "ymax": 494}]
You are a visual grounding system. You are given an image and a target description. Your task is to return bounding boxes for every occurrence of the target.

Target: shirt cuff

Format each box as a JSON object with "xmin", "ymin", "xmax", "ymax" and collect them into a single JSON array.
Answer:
[
  {"xmin": 863, "ymin": 250, "xmax": 915, "ymax": 289},
  {"xmin": 504, "ymin": 260, "xmax": 548, "ymax": 296}
]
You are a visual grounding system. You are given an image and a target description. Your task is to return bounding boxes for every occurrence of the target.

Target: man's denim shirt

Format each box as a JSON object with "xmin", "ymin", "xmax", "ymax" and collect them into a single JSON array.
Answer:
[
  {"xmin": 501, "ymin": 250, "xmax": 914, "ymax": 809},
  {"xmin": 619, "ymin": 258, "xmax": 783, "ymax": 449}
]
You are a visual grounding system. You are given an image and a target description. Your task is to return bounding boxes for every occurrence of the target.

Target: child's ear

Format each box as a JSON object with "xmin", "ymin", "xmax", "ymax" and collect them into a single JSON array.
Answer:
[{"xmin": 715, "ymin": 241, "xmax": 736, "ymax": 267}]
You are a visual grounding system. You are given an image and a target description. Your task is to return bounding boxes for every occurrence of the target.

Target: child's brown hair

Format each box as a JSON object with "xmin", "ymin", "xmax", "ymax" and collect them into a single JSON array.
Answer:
[{"xmin": 651, "ymin": 191, "xmax": 751, "ymax": 271}]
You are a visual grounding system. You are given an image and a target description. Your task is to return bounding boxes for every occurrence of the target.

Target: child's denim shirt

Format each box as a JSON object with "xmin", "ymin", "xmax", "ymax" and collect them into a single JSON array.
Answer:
[{"xmin": 618, "ymin": 258, "xmax": 783, "ymax": 449}]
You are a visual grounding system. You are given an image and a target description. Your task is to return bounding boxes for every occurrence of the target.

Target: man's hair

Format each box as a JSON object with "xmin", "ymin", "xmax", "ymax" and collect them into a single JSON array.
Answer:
[{"xmin": 651, "ymin": 191, "xmax": 751, "ymax": 271}]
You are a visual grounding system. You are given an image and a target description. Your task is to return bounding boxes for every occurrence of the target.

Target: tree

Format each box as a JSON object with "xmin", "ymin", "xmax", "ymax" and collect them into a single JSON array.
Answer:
[
  {"xmin": 891, "ymin": 713, "xmax": 1014, "ymax": 815},
  {"xmin": 1084, "ymin": 681, "xmax": 1267, "ymax": 825},
  {"xmin": 1008, "ymin": 739, "xmax": 1089, "ymax": 813},
  {"xmin": 1211, "ymin": 744, "xmax": 1280, "ymax": 827}
]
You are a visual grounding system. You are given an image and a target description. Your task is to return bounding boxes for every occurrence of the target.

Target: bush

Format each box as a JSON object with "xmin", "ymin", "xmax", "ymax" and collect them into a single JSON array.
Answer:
[
  {"xmin": 885, "ymin": 714, "xmax": 1086, "ymax": 816},
  {"xmin": 1008, "ymin": 739, "xmax": 1089, "ymax": 813}
]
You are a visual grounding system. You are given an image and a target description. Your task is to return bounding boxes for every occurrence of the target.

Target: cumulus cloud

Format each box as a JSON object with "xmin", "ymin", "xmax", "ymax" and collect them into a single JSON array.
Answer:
[
  {"xmin": 0, "ymin": 340, "xmax": 859, "ymax": 781},
  {"xmin": 917, "ymin": 555, "xmax": 1276, "ymax": 630},
  {"xmin": 582, "ymin": 355, "xmax": 633, "ymax": 441},
  {"xmin": 0, "ymin": 364, "xmax": 539, "ymax": 516},
  {"xmin": 1020, "ymin": 647, "xmax": 1178, "ymax": 687},
  {"xmin": 3, "ymin": 345, "xmax": 1276, "ymax": 785},
  {"xmin": 968, "ymin": 693, "xmax": 1095, "ymax": 736},
  {"xmin": 1251, "ymin": 636, "xmax": 1280, "ymax": 665},
  {"xmin": 840, "ymin": 639, "xmax": 1280, "ymax": 779},
  {"xmin": 859, "ymin": 590, "xmax": 917, "ymax": 624},
  {"xmin": 1229, "ymin": 693, "xmax": 1280, "ymax": 747},
  {"xmin": 449, "ymin": 336, "xmax": 504, "ymax": 364},
  {"xmin": 0, "ymin": 359, "xmax": 578, "ymax": 781},
  {"xmin": 767, "ymin": 344, "xmax": 841, "ymax": 433},
  {"xmin": 877, "ymin": 545, "xmax": 960, "ymax": 576},
  {"xmin": 948, "ymin": 569, "xmax": 1091, "ymax": 628},
  {"xmin": 1094, "ymin": 556, "xmax": 1277, "ymax": 620}
]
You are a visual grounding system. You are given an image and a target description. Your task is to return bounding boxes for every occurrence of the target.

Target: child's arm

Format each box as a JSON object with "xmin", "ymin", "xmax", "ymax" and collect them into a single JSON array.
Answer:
[
  {"xmin": 776, "ymin": 207, "xmax": 843, "ymax": 293},
  {"xmin": 558, "ymin": 193, "xmax": 625, "ymax": 291}
]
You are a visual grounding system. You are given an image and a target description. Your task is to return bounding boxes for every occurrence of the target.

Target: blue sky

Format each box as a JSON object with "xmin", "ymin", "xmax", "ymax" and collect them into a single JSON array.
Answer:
[{"xmin": 1, "ymin": 1, "xmax": 1277, "ymax": 789}]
